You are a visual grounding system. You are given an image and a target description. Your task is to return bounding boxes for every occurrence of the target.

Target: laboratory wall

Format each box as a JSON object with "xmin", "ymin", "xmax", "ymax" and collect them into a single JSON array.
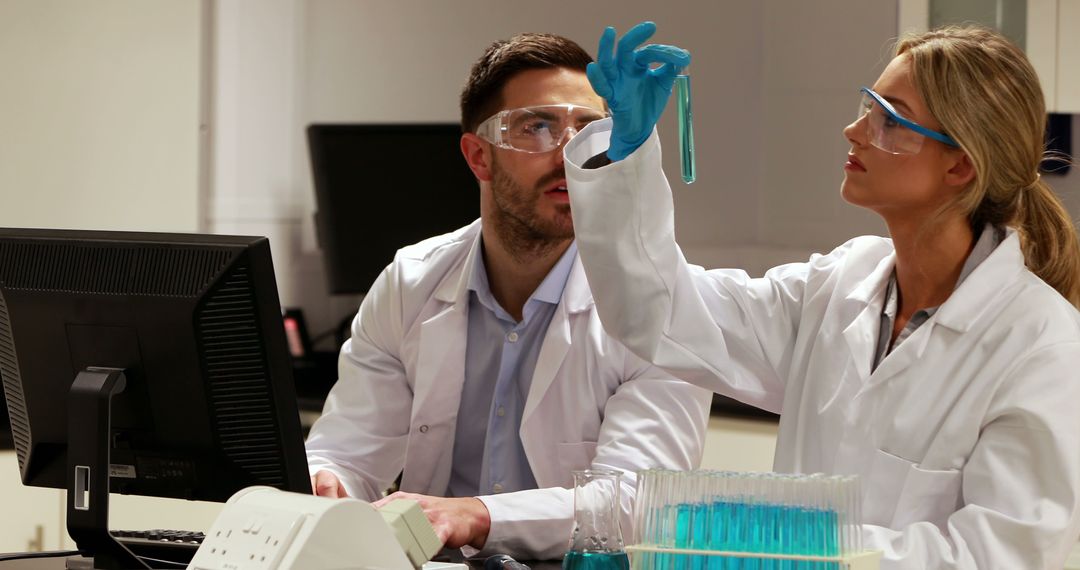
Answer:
[
  {"xmin": 212, "ymin": 0, "xmax": 769, "ymax": 335},
  {"xmin": 0, "ymin": 0, "xmax": 206, "ymax": 233},
  {"xmin": 280, "ymin": 0, "xmax": 1080, "ymax": 334},
  {"xmin": 220, "ymin": 0, "xmax": 898, "ymax": 338}
]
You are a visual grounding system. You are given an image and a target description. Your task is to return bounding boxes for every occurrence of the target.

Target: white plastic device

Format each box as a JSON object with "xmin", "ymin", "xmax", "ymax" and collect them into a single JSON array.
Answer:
[{"xmin": 186, "ymin": 486, "xmax": 449, "ymax": 570}]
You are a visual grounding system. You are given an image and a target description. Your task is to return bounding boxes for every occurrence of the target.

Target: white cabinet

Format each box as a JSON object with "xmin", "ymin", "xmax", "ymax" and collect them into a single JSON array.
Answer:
[
  {"xmin": 1058, "ymin": 0, "xmax": 1080, "ymax": 111},
  {"xmin": 899, "ymin": 0, "xmax": 1080, "ymax": 113},
  {"xmin": 0, "ymin": 451, "xmax": 65, "ymax": 553}
]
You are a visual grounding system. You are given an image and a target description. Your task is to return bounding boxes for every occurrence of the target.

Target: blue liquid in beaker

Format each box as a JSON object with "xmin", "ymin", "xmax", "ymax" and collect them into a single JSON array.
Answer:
[{"xmin": 562, "ymin": 551, "xmax": 631, "ymax": 570}]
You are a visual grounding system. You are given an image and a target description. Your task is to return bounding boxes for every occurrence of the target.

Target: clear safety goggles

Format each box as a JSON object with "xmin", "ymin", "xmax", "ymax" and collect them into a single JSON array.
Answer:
[
  {"xmin": 857, "ymin": 87, "xmax": 960, "ymax": 155},
  {"xmin": 475, "ymin": 104, "xmax": 609, "ymax": 153}
]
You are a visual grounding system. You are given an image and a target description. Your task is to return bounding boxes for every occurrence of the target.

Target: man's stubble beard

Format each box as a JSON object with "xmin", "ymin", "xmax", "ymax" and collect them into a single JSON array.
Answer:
[{"xmin": 487, "ymin": 156, "xmax": 573, "ymax": 264}]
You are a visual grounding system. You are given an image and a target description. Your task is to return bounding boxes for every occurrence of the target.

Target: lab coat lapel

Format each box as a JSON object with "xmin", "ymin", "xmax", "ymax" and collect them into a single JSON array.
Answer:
[
  {"xmin": 522, "ymin": 257, "xmax": 592, "ymax": 423},
  {"xmin": 411, "ymin": 304, "xmax": 467, "ymax": 423},
  {"xmin": 840, "ymin": 253, "xmax": 895, "ymax": 382},
  {"xmin": 403, "ymin": 236, "xmax": 474, "ymax": 495},
  {"xmin": 867, "ymin": 318, "xmax": 934, "ymax": 387}
]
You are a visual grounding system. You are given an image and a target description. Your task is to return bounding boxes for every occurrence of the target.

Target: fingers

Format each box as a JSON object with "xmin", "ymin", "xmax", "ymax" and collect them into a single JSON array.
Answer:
[
  {"xmin": 373, "ymin": 490, "xmax": 426, "ymax": 509},
  {"xmin": 312, "ymin": 470, "xmax": 350, "ymax": 498},
  {"xmin": 587, "ymin": 62, "xmax": 614, "ymax": 101},
  {"xmin": 616, "ymin": 21, "xmax": 657, "ymax": 68},
  {"xmin": 634, "ymin": 44, "xmax": 691, "ymax": 71},
  {"xmin": 596, "ymin": 27, "xmax": 617, "ymax": 81},
  {"xmin": 372, "ymin": 490, "xmax": 404, "ymax": 509}
]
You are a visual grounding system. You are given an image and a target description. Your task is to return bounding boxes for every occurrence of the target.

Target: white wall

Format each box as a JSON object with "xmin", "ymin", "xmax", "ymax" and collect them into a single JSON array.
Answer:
[
  {"xmin": 0, "ymin": 0, "xmax": 206, "ymax": 232},
  {"xmin": 3, "ymin": 1, "xmax": 1079, "ymax": 333},
  {"xmin": 301, "ymin": 0, "xmax": 764, "ymax": 250}
]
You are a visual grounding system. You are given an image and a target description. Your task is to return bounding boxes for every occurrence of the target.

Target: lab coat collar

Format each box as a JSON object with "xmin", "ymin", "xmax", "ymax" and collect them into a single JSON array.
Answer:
[
  {"xmin": 433, "ymin": 221, "xmax": 482, "ymax": 306},
  {"xmin": 846, "ymin": 246, "xmax": 896, "ymax": 305},
  {"xmin": 561, "ymin": 254, "xmax": 595, "ymax": 314},
  {"xmin": 840, "ymin": 244, "xmax": 896, "ymax": 381},
  {"xmin": 934, "ymin": 227, "xmax": 1024, "ymax": 332}
]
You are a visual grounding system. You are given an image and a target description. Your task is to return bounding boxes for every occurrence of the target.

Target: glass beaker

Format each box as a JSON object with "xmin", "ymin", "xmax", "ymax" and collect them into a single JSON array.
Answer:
[{"xmin": 563, "ymin": 469, "xmax": 630, "ymax": 570}]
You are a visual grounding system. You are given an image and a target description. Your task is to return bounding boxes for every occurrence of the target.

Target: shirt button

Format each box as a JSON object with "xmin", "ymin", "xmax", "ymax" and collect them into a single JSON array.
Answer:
[
  {"xmin": 493, "ymin": 484, "xmax": 504, "ymax": 493},
  {"xmin": 497, "ymin": 406, "xmax": 505, "ymax": 417},
  {"xmin": 507, "ymin": 332, "xmax": 519, "ymax": 343},
  {"xmin": 418, "ymin": 425, "xmax": 429, "ymax": 433}
]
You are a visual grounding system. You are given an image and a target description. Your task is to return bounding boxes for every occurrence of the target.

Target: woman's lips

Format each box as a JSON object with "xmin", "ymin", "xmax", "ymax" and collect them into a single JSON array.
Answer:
[{"xmin": 845, "ymin": 154, "xmax": 866, "ymax": 172}]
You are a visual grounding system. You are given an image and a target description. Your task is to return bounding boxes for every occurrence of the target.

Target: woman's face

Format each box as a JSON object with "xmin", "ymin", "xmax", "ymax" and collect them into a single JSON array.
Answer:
[{"xmin": 841, "ymin": 55, "xmax": 968, "ymax": 221}]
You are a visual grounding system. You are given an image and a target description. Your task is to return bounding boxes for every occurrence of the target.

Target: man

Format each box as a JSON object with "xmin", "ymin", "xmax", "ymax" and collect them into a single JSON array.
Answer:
[{"xmin": 304, "ymin": 32, "xmax": 711, "ymax": 560}]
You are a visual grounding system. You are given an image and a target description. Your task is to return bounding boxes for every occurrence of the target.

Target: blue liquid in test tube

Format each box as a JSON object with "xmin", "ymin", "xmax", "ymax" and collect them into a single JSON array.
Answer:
[{"xmin": 675, "ymin": 73, "xmax": 695, "ymax": 184}]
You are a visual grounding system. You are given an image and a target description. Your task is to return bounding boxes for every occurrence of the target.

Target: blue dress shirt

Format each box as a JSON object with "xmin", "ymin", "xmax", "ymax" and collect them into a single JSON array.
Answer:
[{"xmin": 446, "ymin": 239, "xmax": 578, "ymax": 498}]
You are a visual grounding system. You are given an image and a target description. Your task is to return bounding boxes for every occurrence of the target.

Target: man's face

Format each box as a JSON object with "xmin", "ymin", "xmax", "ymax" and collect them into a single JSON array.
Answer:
[{"xmin": 481, "ymin": 68, "xmax": 605, "ymax": 244}]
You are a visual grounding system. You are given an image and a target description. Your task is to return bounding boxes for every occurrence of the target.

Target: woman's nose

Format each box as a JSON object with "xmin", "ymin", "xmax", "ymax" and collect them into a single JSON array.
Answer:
[{"xmin": 843, "ymin": 115, "xmax": 866, "ymax": 146}]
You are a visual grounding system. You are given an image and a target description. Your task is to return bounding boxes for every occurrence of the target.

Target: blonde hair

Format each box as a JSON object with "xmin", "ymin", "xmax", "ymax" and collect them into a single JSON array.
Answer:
[{"xmin": 897, "ymin": 25, "xmax": 1080, "ymax": 307}]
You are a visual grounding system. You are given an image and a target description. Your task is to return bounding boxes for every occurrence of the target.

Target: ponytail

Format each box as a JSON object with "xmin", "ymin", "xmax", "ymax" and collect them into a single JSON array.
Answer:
[{"xmin": 1015, "ymin": 178, "xmax": 1080, "ymax": 308}]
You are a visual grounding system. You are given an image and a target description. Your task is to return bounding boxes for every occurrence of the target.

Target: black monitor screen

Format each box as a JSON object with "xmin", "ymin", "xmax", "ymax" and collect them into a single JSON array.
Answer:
[
  {"xmin": 0, "ymin": 228, "xmax": 311, "ymax": 568},
  {"xmin": 307, "ymin": 123, "xmax": 480, "ymax": 295}
]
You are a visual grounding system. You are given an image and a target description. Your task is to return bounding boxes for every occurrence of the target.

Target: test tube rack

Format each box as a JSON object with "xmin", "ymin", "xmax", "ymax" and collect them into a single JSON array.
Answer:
[
  {"xmin": 627, "ymin": 544, "xmax": 881, "ymax": 570},
  {"xmin": 629, "ymin": 469, "xmax": 882, "ymax": 570}
]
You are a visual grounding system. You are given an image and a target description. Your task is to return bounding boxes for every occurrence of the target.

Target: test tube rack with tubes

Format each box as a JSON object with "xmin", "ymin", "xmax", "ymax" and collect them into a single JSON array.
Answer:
[{"xmin": 629, "ymin": 470, "xmax": 882, "ymax": 570}]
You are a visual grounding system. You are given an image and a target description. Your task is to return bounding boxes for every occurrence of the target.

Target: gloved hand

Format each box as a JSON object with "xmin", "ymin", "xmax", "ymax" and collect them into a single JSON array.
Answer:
[{"xmin": 587, "ymin": 21, "xmax": 690, "ymax": 162}]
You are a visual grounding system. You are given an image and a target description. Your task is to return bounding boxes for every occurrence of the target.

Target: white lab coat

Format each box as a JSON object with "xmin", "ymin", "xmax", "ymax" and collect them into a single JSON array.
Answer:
[
  {"xmin": 564, "ymin": 119, "xmax": 1080, "ymax": 569},
  {"xmin": 305, "ymin": 220, "xmax": 712, "ymax": 560}
]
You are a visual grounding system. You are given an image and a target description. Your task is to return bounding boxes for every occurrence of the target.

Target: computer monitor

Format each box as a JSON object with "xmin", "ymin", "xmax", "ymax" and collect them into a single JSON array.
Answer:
[
  {"xmin": 0, "ymin": 228, "xmax": 311, "ymax": 569},
  {"xmin": 307, "ymin": 123, "xmax": 481, "ymax": 295}
]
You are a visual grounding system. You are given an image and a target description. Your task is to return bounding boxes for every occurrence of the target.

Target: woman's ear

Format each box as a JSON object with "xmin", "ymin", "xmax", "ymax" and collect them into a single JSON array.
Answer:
[
  {"xmin": 943, "ymin": 150, "xmax": 976, "ymax": 189},
  {"xmin": 461, "ymin": 133, "xmax": 493, "ymax": 182}
]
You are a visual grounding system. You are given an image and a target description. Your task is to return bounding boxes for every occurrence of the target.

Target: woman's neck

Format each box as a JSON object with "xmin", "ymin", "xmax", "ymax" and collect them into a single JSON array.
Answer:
[{"xmin": 886, "ymin": 215, "xmax": 976, "ymax": 321}]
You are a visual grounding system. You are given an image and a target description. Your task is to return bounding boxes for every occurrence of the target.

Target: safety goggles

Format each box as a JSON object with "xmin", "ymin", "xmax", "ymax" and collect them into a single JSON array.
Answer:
[
  {"xmin": 475, "ymin": 104, "xmax": 609, "ymax": 153},
  {"xmin": 857, "ymin": 87, "xmax": 959, "ymax": 155}
]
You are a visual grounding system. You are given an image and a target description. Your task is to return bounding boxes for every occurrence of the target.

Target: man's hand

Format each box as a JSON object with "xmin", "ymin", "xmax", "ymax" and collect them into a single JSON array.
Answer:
[
  {"xmin": 374, "ymin": 491, "xmax": 491, "ymax": 550},
  {"xmin": 311, "ymin": 470, "xmax": 350, "ymax": 498}
]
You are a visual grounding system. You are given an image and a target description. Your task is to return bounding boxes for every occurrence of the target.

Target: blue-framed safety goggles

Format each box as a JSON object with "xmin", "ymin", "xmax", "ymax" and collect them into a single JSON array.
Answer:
[{"xmin": 858, "ymin": 87, "xmax": 959, "ymax": 155}]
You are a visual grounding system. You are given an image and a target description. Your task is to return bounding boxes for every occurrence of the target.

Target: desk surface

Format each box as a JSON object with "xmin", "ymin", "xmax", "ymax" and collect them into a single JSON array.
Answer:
[
  {"xmin": 0, "ymin": 553, "xmax": 566, "ymax": 570},
  {"xmin": 0, "ymin": 554, "xmax": 79, "ymax": 570}
]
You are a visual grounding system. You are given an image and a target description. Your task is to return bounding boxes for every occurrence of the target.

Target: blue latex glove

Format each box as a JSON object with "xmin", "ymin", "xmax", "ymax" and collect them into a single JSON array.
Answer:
[{"xmin": 587, "ymin": 21, "xmax": 691, "ymax": 162}]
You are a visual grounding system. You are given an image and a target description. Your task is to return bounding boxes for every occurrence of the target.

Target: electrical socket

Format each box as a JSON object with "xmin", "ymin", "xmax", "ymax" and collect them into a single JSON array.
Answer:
[
  {"xmin": 189, "ymin": 503, "xmax": 307, "ymax": 569},
  {"xmin": 187, "ymin": 486, "xmax": 422, "ymax": 570}
]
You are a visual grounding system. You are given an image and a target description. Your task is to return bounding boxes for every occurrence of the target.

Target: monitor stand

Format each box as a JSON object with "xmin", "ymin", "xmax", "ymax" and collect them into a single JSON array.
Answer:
[{"xmin": 65, "ymin": 367, "xmax": 149, "ymax": 570}]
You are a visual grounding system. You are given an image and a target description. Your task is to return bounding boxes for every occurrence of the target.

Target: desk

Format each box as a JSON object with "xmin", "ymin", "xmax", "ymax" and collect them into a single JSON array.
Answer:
[
  {"xmin": 0, "ymin": 554, "xmax": 78, "ymax": 570},
  {"xmin": 0, "ymin": 553, "xmax": 566, "ymax": 570}
]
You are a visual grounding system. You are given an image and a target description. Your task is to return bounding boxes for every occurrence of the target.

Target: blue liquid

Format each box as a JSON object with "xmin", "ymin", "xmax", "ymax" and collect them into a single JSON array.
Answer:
[
  {"xmin": 676, "ymin": 74, "xmax": 696, "ymax": 184},
  {"xmin": 654, "ymin": 502, "xmax": 843, "ymax": 570},
  {"xmin": 563, "ymin": 551, "xmax": 630, "ymax": 570}
]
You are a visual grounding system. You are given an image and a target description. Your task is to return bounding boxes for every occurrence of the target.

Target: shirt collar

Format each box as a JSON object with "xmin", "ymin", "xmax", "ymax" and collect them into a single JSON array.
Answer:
[
  {"xmin": 531, "ymin": 241, "xmax": 578, "ymax": 305},
  {"xmin": 466, "ymin": 237, "xmax": 578, "ymax": 319},
  {"xmin": 957, "ymin": 223, "xmax": 1004, "ymax": 284}
]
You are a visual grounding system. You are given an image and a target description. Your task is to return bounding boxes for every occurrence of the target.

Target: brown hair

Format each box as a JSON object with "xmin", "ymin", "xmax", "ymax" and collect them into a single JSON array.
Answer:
[
  {"xmin": 897, "ymin": 25, "xmax": 1080, "ymax": 307},
  {"xmin": 459, "ymin": 33, "xmax": 593, "ymax": 134}
]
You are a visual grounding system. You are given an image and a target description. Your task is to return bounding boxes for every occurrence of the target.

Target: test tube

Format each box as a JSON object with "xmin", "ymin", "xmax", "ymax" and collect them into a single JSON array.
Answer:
[{"xmin": 675, "ymin": 71, "xmax": 696, "ymax": 184}]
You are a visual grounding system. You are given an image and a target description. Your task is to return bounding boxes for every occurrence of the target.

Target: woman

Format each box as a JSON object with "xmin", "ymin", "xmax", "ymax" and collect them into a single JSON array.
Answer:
[{"xmin": 564, "ymin": 22, "xmax": 1080, "ymax": 568}]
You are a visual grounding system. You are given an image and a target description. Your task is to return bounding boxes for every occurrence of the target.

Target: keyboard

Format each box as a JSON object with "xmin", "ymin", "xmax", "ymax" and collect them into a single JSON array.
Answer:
[{"xmin": 111, "ymin": 529, "xmax": 205, "ymax": 564}]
